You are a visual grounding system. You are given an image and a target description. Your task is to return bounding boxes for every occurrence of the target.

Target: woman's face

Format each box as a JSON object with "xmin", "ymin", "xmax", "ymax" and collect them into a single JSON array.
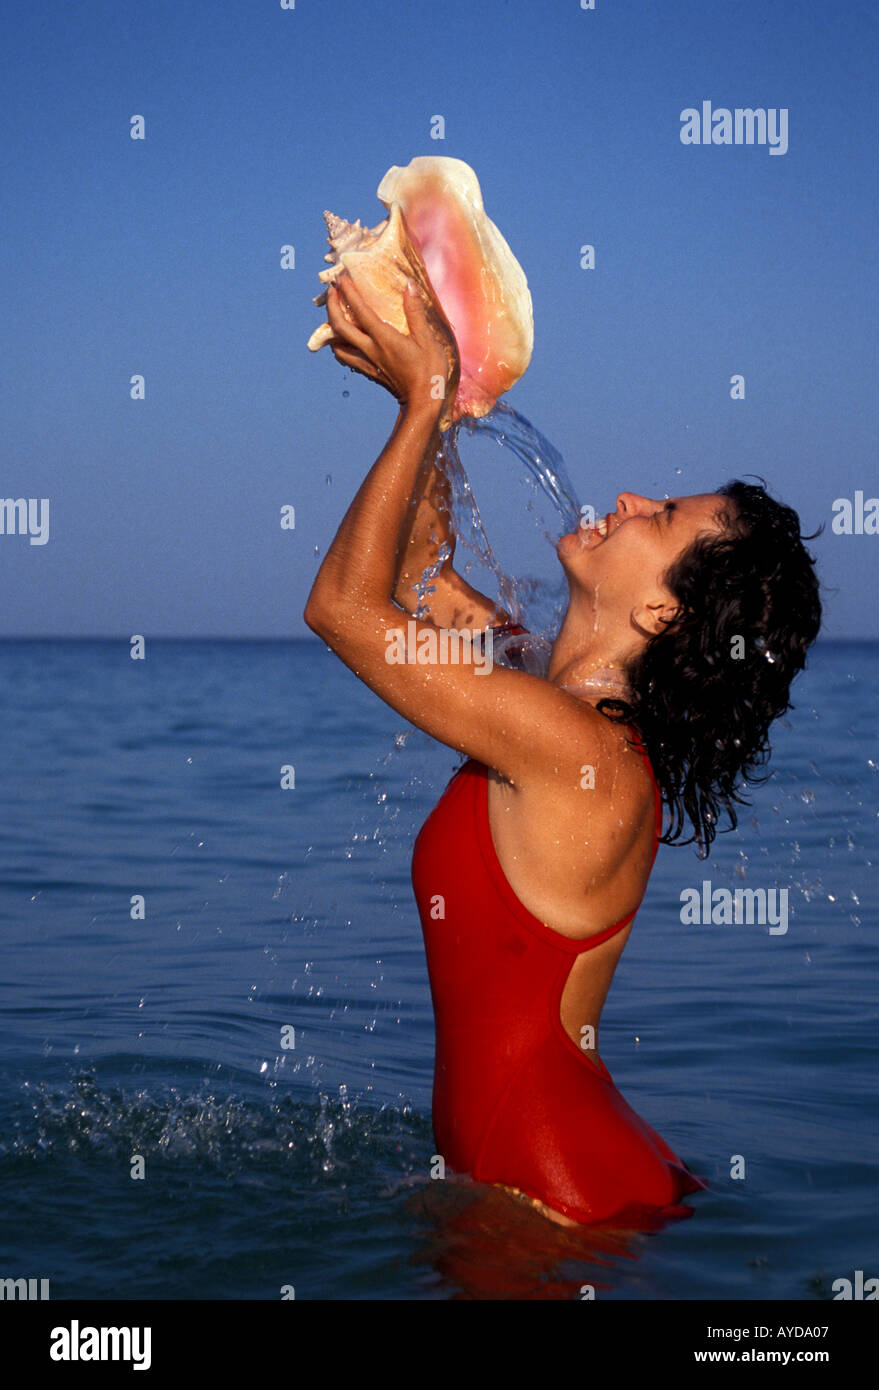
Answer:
[{"xmin": 557, "ymin": 491, "xmax": 731, "ymax": 630}]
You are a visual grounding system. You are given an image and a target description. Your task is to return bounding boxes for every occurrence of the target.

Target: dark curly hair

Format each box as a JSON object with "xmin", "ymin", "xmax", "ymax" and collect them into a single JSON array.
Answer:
[{"xmin": 599, "ymin": 480, "xmax": 823, "ymax": 856}]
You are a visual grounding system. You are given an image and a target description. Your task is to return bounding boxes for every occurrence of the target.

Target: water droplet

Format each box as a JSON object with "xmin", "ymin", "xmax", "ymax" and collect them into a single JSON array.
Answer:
[
  {"xmin": 342, "ymin": 390, "xmax": 349, "ymax": 398},
  {"xmin": 326, "ymin": 474, "xmax": 332, "ymax": 485}
]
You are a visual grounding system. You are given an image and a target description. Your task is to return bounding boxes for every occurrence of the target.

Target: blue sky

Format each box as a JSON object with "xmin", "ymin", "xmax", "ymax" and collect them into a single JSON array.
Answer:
[{"xmin": 2, "ymin": 0, "xmax": 876, "ymax": 637}]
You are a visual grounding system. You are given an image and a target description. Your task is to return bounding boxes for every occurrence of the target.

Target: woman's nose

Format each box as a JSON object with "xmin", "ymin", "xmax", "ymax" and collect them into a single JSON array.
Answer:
[{"xmin": 615, "ymin": 492, "xmax": 651, "ymax": 517}]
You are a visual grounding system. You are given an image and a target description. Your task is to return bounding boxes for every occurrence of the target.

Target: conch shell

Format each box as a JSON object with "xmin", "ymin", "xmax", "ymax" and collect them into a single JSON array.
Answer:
[{"xmin": 307, "ymin": 156, "xmax": 533, "ymax": 430}]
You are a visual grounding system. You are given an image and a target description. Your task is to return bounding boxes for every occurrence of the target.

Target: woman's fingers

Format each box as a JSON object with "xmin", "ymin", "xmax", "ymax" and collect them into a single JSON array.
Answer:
[
  {"xmin": 329, "ymin": 268, "xmax": 456, "ymax": 408},
  {"xmin": 330, "ymin": 342, "xmax": 376, "ymax": 374},
  {"xmin": 334, "ymin": 271, "xmax": 392, "ymax": 341},
  {"xmin": 330, "ymin": 342, "xmax": 392, "ymax": 387},
  {"xmin": 403, "ymin": 279, "xmax": 456, "ymax": 369},
  {"xmin": 401, "ymin": 281, "xmax": 433, "ymax": 348},
  {"xmin": 326, "ymin": 284, "xmax": 374, "ymax": 354},
  {"xmin": 402, "ymin": 278, "xmax": 428, "ymax": 326}
]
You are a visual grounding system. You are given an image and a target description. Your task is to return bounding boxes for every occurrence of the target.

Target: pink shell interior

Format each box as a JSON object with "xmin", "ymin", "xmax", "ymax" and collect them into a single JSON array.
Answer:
[{"xmin": 380, "ymin": 163, "xmax": 532, "ymax": 420}]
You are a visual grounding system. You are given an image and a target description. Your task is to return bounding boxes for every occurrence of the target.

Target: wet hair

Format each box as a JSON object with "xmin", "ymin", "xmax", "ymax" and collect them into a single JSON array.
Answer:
[{"xmin": 598, "ymin": 480, "xmax": 823, "ymax": 856}]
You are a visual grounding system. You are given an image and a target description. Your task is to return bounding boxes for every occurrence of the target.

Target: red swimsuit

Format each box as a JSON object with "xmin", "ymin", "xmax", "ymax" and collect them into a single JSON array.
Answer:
[{"xmin": 411, "ymin": 738, "xmax": 705, "ymax": 1225}]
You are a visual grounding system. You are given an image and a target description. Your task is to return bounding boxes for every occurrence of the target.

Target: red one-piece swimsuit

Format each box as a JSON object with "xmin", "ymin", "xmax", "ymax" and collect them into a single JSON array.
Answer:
[{"xmin": 411, "ymin": 630, "xmax": 706, "ymax": 1224}]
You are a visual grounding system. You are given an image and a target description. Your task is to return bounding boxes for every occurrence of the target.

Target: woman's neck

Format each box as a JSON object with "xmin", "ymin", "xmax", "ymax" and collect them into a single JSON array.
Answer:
[
  {"xmin": 559, "ymin": 667, "xmax": 631, "ymax": 703},
  {"xmin": 548, "ymin": 603, "xmax": 634, "ymax": 704}
]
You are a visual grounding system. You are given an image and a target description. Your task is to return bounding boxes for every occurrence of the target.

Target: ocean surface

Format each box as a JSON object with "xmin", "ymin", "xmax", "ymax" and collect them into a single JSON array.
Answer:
[{"xmin": 0, "ymin": 637, "xmax": 876, "ymax": 1301}]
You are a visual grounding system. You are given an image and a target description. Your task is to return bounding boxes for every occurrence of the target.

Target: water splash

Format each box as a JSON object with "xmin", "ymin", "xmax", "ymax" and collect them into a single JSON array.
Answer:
[
  {"xmin": 413, "ymin": 540, "xmax": 453, "ymax": 620},
  {"xmin": 459, "ymin": 402, "xmax": 582, "ymax": 535},
  {"xmin": 428, "ymin": 402, "xmax": 583, "ymax": 674},
  {"xmin": 2, "ymin": 1070, "xmax": 429, "ymax": 1182}
]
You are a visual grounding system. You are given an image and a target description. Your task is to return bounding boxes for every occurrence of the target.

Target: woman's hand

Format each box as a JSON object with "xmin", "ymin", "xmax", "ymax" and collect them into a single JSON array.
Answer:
[{"xmin": 325, "ymin": 270, "xmax": 458, "ymax": 416}]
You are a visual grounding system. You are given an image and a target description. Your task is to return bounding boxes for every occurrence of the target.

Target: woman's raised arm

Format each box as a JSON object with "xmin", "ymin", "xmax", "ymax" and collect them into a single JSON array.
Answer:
[
  {"xmin": 304, "ymin": 272, "xmax": 605, "ymax": 786},
  {"xmin": 392, "ymin": 438, "xmax": 511, "ymax": 630}
]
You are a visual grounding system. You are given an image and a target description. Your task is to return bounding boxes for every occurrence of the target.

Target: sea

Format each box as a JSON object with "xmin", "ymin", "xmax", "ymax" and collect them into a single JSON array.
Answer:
[{"xmin": 0, "ymin": 635, "xmax": 876, "ymax": 1301}]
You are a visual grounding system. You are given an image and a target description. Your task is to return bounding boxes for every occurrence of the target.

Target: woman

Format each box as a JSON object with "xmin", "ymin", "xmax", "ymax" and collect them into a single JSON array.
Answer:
[{"xmin": 305, "ymin": 272, "xmax": 822, "ymax": 1226}]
